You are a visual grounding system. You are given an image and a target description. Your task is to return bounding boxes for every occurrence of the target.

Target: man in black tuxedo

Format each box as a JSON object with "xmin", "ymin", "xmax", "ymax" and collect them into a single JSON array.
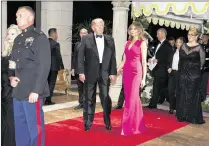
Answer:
[
  {"xmin": 72, "ymin": 28, "xmax": 88, "ymax": 110},
  {"xmin": 147, "ymin": 28, "xmax": 173, "ymax": 108},
  {"xmin": 45, "ymin": 28, "xmax": 64, "ymax": 105},
  {"xmin": 77, "ymin": 18, "xmax": 117, "ymax": 131},
  {"xmin": 167, "ymin": 41, "xmax": 180, "ymax": 114}
]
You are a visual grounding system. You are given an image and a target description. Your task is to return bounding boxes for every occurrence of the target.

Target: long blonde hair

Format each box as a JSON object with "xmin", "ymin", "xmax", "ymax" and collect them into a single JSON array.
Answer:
[
  {"xmin": 2, "ymin": 24, "xmax": 21, "ymax": 57},
  {"xmin": 128, "ymin": 22, "xmax": 145, "ymax": 41}
]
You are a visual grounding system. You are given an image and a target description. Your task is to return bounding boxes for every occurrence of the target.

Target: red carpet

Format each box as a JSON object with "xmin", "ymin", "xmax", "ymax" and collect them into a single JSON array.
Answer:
[{"xmin": 45, "ymin": 108, "xmax": 188, "ymax": 146}]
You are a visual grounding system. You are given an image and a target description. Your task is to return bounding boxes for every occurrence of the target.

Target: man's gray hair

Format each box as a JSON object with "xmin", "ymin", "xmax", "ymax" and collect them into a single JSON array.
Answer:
[
  {"xmin": 18, "ymin": 6, "xmax": 35, "ymax": 17},
  {"xmin": 91, "ymin": 18, "xmax": 104, "ymax": 26},
  {"xmin": 157, "ymin": 28, "xmax": 167, "ymax": 37}
]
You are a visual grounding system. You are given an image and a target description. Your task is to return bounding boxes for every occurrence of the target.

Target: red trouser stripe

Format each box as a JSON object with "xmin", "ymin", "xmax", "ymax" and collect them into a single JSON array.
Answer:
[{"xmin": 35, "ymin": 100, "xmax": 42, "ymax": 146}]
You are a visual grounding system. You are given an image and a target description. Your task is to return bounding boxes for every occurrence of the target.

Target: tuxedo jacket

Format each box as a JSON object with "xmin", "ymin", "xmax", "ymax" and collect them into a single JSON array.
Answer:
[
  {"xmin": 72, "ymin": 41, "xmax": 81, "ymax": 73},
  {"xmin": 153, "ymin": 40, "xmax": 174, "ymax": 77},
  {"xmin": 77, "ymin": 33, "xmax": 117, "ymax": 84},
  {"xmin": 48, "ymin": 38, "xmax": 64, "ymax": 71}
]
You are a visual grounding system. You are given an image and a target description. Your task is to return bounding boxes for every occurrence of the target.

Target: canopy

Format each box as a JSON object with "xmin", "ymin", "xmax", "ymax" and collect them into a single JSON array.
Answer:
[{"xmin": 132, "ymin": 2, "xmax": 209, "ymax": 31}]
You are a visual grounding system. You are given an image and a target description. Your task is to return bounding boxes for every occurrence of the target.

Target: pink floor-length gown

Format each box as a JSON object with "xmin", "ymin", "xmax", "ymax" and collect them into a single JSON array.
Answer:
[{"xmin": 121, "ymin": 40, "xmax": 146, "ymax": 136}]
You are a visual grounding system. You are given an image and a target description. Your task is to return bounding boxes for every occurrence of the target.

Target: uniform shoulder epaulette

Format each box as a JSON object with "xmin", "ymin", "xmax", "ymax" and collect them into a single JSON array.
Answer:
[{"xmin": 33, "ymin": 28, "xmax": 45, "ymax": 35}]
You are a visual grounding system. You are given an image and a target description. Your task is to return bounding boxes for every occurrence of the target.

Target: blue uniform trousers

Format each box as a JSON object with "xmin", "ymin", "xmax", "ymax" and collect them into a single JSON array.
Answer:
[{"xmin": 13, "ymin": 98, "xmax": 45, "ymax": 146}]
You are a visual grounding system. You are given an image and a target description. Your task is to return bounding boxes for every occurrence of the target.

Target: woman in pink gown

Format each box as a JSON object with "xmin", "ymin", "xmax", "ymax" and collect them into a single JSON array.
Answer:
[{"xmin": 117, "ymin": 22, "xmax": 148, "ymax": 136}]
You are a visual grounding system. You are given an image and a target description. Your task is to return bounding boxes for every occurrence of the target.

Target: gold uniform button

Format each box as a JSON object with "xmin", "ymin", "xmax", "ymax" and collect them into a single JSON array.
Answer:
[
  {"xmin": 17, "ymin": 59, "xmax": 19, "ymax": 61},
  {"xmin": 26, "ymin": 47, "xmax": 28, "ymax": 48},
  {"xmin": 18, "ymin": 42, "xmax": 21, "ymax": 44},
  {"xmin": 18, "ymin": 51, "xmax": 20, "ymax": 52},
  {"xmin": 21, "ymin": 34, "xmax": 23, "ymax": 36}
]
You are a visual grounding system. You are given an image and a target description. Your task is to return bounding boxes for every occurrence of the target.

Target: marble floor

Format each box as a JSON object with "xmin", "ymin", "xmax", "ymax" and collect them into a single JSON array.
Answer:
[{"xmin": 44, "ymin": 91, "xmax": 209, "ymax": 146}]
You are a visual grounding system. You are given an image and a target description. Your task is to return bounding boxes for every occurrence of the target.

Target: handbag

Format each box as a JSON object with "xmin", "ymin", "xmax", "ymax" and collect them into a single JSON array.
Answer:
[{"xmin": 55, "ymin": 69, "xmax": 70, "ymax": 94}]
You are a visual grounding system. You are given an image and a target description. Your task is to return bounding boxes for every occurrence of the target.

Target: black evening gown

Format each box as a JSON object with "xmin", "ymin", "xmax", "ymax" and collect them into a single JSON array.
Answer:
[
  {"xmin": 176, "ymin": 43, "xmax": 205, "ymax": 124},
  {"xmin": 1, "ymin": 56, "xmax": 16, "ymax": 146}
]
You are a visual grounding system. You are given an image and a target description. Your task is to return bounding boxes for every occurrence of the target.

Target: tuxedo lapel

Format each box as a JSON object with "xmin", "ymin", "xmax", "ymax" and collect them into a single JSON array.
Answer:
[
  {"xmin": 90, "ymin": 33, "xmax": 99, "ymax": 59},
  {"xmin": 155, "ymin": 40, "xmax": 166, "ymax": 55}
]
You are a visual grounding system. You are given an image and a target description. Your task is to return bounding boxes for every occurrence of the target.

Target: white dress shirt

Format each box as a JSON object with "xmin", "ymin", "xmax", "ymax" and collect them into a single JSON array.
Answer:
[
  {"xmin": 95, "ymin": 33, "xmax": 104, "ymax": 63},
  {"xmin": 149, "ymin": 39, "xmax": 166, "ymax": 71},
  {"xmin": 172, "ymin": 49, "xmax": 180, "ymax": 70}
]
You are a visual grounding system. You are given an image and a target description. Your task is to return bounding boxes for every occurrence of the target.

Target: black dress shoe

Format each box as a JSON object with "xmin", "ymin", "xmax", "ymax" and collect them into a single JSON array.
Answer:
[
  {"xmin": 145, "ymin": 105, "xmax": 157, "ymax": 109},
  {"xmin": 84, "ymin": 126, "xmax": 90, "ymax": 131},
  {"xmin": 177, "ymin": 119, "xmax": 184, "ymax": 122},
  {"xmin": 169, "ymin": 109, "xmax": 174, "ymax": 114},
  {"xmin": 44, "ymin": 101, "xmax": 55, "ymax": 105},
  {"xmin": 106, "ymin": 125, "xmax": 112, "ymax": 130},
  {"xmin": 74, "ymin": 104, "xmax": 83, "ymax": 110},
  {"xmin": 158, "ymin": 100, "xmax": 165, "ymax": 104},
  {"xmin": 113, "ymin": 105, "xmax": 122, "ymax": 109}
]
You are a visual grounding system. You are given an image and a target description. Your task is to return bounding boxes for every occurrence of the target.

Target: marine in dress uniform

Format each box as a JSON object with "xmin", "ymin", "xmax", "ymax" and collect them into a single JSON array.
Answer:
[{"xmin": 8, "ymin": 24, "xmax": 51, "ymax": 146}]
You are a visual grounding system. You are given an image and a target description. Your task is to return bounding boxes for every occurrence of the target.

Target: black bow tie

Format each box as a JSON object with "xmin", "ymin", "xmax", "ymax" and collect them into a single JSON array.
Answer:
[{"xmin": 96, "ymin": 34, "xmax": 103, "ymax": 38}]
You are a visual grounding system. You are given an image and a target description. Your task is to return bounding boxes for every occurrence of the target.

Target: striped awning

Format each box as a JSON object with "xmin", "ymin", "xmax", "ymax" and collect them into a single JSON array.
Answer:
[
  {"xmin": 132, "ymin": 2, "xmax": 209, "ymax": 31},
  {"xmin": 132, "ymin": 2, "xmax": 209, "ymax": 19}
]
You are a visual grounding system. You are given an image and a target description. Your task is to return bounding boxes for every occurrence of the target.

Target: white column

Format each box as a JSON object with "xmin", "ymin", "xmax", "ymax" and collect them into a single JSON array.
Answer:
[
  {"xmin": 41, "ymin": 2, "xmax": 73, "ymax": 83},
  {"xmin": 1, "ymin": 1, "xmax": 7, "ymax": 49},
  {"xmin": 109, "ymin": 1, "xmax": 130, "ymax": 100}
]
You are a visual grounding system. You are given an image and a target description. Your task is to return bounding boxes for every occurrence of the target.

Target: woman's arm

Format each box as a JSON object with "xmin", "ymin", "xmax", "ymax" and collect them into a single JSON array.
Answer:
[
  {"xmin": 117, "ymin": 54, "xmax": 126, "ymax": 75},
  {"xmin": 141, "ymin": 41, "xmax": 148, "ymax": 82}
]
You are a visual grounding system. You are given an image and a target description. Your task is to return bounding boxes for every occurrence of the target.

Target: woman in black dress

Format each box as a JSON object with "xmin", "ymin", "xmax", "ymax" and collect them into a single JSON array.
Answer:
[
  {"xmin": 1, "ymin": 24, "xmax": 21, "ymax": 146},
  {"xmin": 176, "ymin": 27, "xmax": 205, "ymax": 124}
]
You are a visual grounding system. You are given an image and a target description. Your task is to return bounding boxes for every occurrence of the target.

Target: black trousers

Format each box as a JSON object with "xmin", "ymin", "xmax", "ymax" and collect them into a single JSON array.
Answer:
[
  {"xmin": 75, "ymin": 74, "xmax": 84, "ymax": 105},
  {"xmin": 46, "ymin": 70, "xmax": 58, "ymax": 102},
  {"xmin": 83, "ymin": 72, "xmax": 112, "ymax": 128},
  {"xmin": 149, "ymin": 74, "xmax": 168, "ymax": 107},
  {"xmin": 201, "ymin": 72, "xmax": 209, "ymax": 101},
  {"xmin": 168, "ymin": 70, "xmax": 179, "ymax": 110},
  {"xmin": 117, "ymin": 84, "xmax": 124, "ymax": 107}
]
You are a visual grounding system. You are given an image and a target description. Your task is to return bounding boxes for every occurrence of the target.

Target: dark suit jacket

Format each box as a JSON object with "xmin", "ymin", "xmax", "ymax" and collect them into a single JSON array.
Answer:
[
  {"xmin": 153, "ymin": 40, "xmax": 174, "ymax": 77},
  {"xmin": 72, "ymin": 41, "xmax": 81, "ymax": 73},
  {"xmin": 8, "ymin": 26, "xmax": 51, "ymax": 100},
  {"xmin": 48, "ymin": 38, "xmax": 64, "ymax": 71},
  {"xmin": 77, "ymin": 33, "xmax": 117, "ymax": 84}
]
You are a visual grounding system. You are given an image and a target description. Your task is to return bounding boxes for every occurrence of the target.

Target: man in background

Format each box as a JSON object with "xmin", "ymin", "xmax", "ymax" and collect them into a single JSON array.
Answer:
[
  {"xmin": 168, "ymin": 37, "xmax": 176, "ymax": 50},
  {"xmin": 113, "ymin": 85, "xmax": 124, "ymax": 109},
  {"xmin": 147, "ymin": 28, "xmax": 173, "ymax": 108},
  {"xmin": 72, "ymin": 28, "xmax": 88, "ymax": 110},
  {"xmin": 45, "ymin": 28, "xmax": 64, "ymax": 105}
]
